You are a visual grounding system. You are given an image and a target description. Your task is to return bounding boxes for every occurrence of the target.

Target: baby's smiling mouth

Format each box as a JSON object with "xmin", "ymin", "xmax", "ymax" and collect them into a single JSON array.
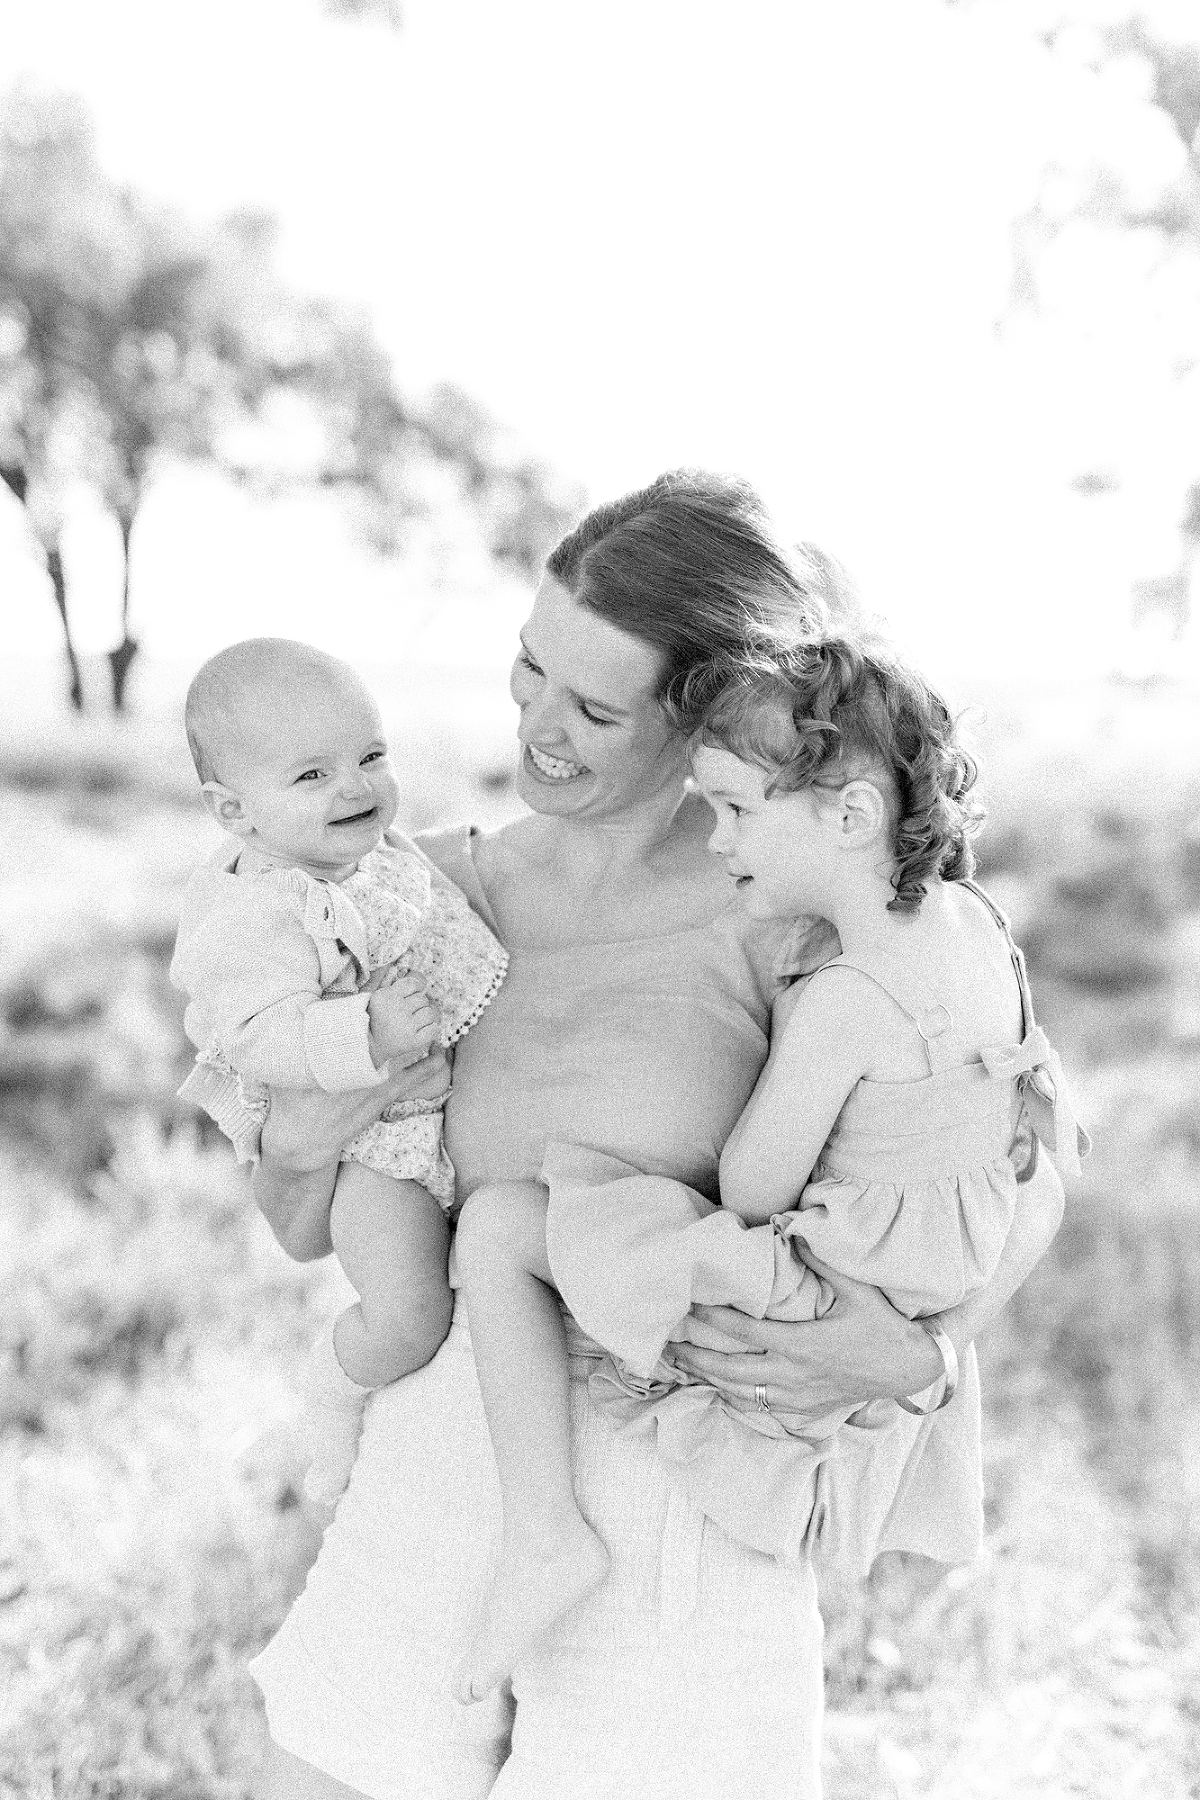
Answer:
[{"xmin": 330, "ymin": 806, "xmax": 378, "ymax": 827}]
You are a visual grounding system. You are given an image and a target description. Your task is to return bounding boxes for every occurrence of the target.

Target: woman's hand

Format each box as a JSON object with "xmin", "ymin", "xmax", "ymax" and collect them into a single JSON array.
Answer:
[
  {"xmin": 252, "ymin": 1049, "xmax": 452, "ymax": 1261},
  {"xmin": 260, "ymin": 1049, "xmax": 452, "ymax": 1175},
  {"xmin": 670, "ymin": 1258, "xmax": 941, "ymax": 1423},
  {"xmin": 670, "ymin": 1152, "xmax": 1066, "ymax": 1422}
]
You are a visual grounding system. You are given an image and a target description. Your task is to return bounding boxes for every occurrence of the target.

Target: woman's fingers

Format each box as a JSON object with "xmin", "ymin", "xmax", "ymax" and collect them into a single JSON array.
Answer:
[
  {"xmin": 668, "ymin": 1341, "xmax": 766, "ymax": 1386},
  {"xmin": 690, "ymin": 1305, "xmax": 825, "ymax": 1357},
  {"xmin": 385, "ymin": 1048, "xmax": 451, "ymax": 1103},
  {"xmin": 670, "ymin": 1344, "xmax": 794, "ymax": 1404},
  {"xmin": 672, "ymin": 1313, "xmax": 759, "ymax": 1353}
]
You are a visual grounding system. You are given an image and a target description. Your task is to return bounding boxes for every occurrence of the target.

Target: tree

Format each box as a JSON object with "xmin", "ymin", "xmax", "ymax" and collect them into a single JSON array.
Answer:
[
  {"xmin": 0, "ymin": 88, "xmax": 100, "ymax": 710},
  {"xmin": 0, "ymin": 86, "xmax": 581, "ymax": 713}
]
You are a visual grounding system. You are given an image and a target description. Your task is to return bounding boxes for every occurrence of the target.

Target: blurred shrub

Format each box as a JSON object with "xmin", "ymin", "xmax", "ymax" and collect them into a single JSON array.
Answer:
[{"xmin": 976, "ymin": 743, "xmax": 1200, "ymax": 1001}]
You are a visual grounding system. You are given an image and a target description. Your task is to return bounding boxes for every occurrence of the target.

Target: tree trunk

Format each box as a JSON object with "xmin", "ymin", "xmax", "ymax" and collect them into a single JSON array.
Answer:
[
  {"xmin": 1, "ymin": 463, "xmax": 84, "ymax": 713},
  {"xmin": 46, "ymin": 542, "xmax": 85, "ymax": 714},
  {"xmin": 108, "ymin": 506, "xmax": 140, "ymax": 714}
]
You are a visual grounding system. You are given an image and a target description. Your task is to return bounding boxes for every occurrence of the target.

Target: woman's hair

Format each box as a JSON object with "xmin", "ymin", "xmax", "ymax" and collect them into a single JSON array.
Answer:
[
  {"xmin": 546, "ymin": 470, "xmax": 829, "ymax": 730},
  {"xmin": 697, "ymin": 634, "xmax": 984, "ymax": 913}
]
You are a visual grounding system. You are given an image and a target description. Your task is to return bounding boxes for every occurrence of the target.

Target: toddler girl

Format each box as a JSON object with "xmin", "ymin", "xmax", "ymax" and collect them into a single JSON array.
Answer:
[
  {"xmin": 171, "ymin": 637, "xmax": 507, "ymax": 1503},
  {"xmin": 452, "ymin": 630, "xmax": 1086, "ymax": 1702}
]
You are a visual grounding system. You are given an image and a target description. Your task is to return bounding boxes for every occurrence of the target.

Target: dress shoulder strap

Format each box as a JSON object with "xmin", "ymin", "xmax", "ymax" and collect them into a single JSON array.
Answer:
[
  {"xmin": 813, "ymin": 949, "xmax": 957, "ymax": 1075},
  {"xmin": 959, "ymin": 878, "xmax": 1036, "ymax": 1037}
]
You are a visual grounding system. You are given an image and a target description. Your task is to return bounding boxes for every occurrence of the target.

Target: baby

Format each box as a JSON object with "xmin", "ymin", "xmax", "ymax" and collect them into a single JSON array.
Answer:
[{"xmin": 171, "ymin": 638, "xmax": 507, "ymax": 1502}]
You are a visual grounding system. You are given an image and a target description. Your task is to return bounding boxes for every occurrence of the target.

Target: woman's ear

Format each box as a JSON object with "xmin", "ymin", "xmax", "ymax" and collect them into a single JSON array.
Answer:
[
  {"xmin": 835, "ymin": 779, "xmax": 889, "ymax": 849},
  {"xmin": 201, "ymin": 781, "xmax": 253, "ymax": 836}
]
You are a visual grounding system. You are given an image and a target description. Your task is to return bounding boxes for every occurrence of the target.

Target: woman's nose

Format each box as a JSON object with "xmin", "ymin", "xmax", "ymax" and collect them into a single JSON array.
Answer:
[
  {"xmin": 518, "ymin": 688, "xmax": 569, "ymax": 745},
  {"xmin": 707, "ymin": 818, "xmax": 731, "ymax": 856}
]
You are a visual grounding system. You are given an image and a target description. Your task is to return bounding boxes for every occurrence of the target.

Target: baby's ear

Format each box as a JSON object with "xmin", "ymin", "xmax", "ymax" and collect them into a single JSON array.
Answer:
[
  {"xmin": 201, "ymin": 781, "xmax": 252, "ymax": 836},
  {"xmin": 836, "ymin": 779, "xmax": 889, "ymax": 848}
]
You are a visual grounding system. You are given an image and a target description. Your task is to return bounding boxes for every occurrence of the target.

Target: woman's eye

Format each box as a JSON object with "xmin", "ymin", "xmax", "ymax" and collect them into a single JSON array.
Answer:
[
  {"xmin": 517, "ymin": 651, "xmax": 542, "ymax": 676},
  {"xmin": 580, "ymin": 704, "xmax": 616, "ymax": 728}
]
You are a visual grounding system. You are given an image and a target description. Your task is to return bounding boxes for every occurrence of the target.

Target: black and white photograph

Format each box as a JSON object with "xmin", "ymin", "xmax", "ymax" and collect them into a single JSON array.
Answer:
[{"xmin": 1, "ymin": 3, "xmax": 1198, "ymax": 1796}]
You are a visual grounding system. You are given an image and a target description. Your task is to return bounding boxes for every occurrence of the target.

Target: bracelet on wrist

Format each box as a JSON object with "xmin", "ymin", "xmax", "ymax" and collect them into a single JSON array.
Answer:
[{"xmin": 896, "ymin": 1319, "xmax": 959, "ymax": 1416}]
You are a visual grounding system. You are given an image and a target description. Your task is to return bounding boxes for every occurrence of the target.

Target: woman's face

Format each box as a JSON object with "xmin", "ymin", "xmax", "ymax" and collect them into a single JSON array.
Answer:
[{"xmin": 510, "ymin": 576, "xmax": 685, "ymax": 821}]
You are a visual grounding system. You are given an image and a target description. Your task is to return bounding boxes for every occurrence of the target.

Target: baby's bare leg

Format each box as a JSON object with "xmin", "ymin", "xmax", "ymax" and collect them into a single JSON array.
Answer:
[
  {"xmin": 331, "ymin": 1161, "xmax": 453, "ymax": 1386},
  {"xmin": 452, "ymin": 1180, "xmax": 608, "ymax": 1702},
  {"xmin": 303, "ymin": 1163, "xmax": 451, "ymax": 1505}
]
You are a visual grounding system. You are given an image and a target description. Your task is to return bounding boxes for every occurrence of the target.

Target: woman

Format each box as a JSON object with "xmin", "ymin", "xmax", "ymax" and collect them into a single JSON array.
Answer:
[{"xmin": 247, "ymin": 471, "xmax": 1064, "ymax": 1800}]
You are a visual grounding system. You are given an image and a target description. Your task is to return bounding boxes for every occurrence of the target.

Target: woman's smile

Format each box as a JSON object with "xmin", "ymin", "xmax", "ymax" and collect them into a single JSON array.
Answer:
[{"xmin": 524, "ymin": 743, "xmax": 587, "ymax": 782}]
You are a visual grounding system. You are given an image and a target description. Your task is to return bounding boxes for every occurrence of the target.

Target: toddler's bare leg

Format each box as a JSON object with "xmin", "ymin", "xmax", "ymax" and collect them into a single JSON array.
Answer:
[
  {"xmin": 452, "ymin": 1181, "xmax": 608, "ymax": 1703},
  {"xmin": 303, "ymin": 1162, "xmax": 451, "ymax": 1505}
]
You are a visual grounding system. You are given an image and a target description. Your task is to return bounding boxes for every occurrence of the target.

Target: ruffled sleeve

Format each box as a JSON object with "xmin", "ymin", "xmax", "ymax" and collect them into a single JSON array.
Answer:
[{"xmin": 542, "ymin": 1141, "xmax": 780, "ymax": 1378}]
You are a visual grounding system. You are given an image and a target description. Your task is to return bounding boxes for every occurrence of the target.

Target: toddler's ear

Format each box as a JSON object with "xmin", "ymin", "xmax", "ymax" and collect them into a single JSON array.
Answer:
[
  {"xmin": 201, "ymin": 781, "xmax": 253, "ymax": 836},
  {"xmin": 835, "ymin": 779, "xmax": 889, "ymax": 849}
]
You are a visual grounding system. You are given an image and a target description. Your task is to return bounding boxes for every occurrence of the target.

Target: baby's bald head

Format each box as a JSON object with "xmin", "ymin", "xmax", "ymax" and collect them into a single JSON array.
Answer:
[{"xmin": 184, "ymin": 638, "xmax": 368, "ymax": 786}]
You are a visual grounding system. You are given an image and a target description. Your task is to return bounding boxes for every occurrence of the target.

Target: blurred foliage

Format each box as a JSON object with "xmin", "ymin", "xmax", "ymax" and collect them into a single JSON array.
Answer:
[
  {"xmin": 958, "ymin": 0, "xmax": 1200, "ymax": 638},
  {"xmin": 0, "ymin": 700, "xmax": 1199, "ymax": 1794},
  {"xmin": 323, "ymin": 0, "xmax": 403, "ymax": 25},
  {"xmin": 0, "ymin": 83, "xmax": 582, "ymax": 716}
]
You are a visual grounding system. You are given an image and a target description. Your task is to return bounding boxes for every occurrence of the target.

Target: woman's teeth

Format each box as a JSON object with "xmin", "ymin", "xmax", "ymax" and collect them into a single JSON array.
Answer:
[{"xmin": 527, "ymin": 744, "xmax": 585, "ymax": 781}]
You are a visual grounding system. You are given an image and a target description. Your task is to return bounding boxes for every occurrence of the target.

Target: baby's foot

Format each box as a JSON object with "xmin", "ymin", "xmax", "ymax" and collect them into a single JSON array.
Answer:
[
  {"xmin": 301, "ymin": 1327, "xmax": 371, "ymax": 1506},
  {"xmin": 454, "ymin": 1519, "xmax": 610, "ymax": 1704}
]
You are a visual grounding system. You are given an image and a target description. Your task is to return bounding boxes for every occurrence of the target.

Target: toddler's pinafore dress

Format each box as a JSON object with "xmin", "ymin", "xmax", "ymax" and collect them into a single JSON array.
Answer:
[
  {"xmin": 545, "ymin": 880, "xmax": 1088, "ymax": 1569},
  {"xmin": 174, "ymin": 836, "xmax": 507, "ymax": 1208}
]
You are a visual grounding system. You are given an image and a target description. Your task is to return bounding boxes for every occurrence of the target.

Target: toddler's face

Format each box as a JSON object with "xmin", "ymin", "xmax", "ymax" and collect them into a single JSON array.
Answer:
[
  {"xmin": 217, "ymin": 676, "xmax": 400, "ymax": 875},
  {"xmin": 690, "ymin": 744, "xmax": 831, "ymax": 921}
]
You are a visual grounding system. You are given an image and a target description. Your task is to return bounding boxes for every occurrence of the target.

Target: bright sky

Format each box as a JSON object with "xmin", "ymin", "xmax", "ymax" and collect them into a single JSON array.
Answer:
[{"xmin": 2, "ymin": 0, "xmax": 1199, "ymax": 692}]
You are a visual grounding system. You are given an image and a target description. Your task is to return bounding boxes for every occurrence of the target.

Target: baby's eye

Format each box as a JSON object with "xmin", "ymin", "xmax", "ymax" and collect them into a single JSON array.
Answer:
[
  {"xmin": 295, "ymin": 768, "xmax": 323, "ymax": 783},
  {"xmin": 361, "ymin": 750, "xmax": 386, "ymax": 765}
]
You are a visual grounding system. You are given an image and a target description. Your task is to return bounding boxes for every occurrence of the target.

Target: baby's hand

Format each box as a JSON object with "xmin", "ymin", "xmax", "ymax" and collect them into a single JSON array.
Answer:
[{"xmin": 367, "ymin": 973, "xmax": 439, "ymax": 1067}]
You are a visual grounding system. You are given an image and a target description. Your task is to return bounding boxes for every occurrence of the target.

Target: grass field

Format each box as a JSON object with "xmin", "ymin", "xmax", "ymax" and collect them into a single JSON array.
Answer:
[{"xmin": 1, "ymin": 673, "xmax": 1198, "ymax": 1799}]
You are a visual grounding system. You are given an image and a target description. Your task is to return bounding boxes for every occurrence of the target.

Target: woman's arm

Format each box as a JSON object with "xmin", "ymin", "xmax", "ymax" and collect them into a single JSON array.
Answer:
[
  {"xmin": 252, "ymin": 1049, "xmax": 453, "ymax": 1262},
  {"xmin": 671, "ymin": 1150, "xmax": 1065, "ymax": 1416}
]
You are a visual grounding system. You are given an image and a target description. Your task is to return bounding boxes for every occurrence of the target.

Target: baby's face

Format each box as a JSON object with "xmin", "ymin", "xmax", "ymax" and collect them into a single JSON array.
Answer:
[{"xmin": 219, "ymin": 673, "xmax": 400, "ymax": 875}]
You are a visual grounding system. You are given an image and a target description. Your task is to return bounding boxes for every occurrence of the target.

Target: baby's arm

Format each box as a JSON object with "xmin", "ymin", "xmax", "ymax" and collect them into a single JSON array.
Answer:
[
  {"xmin": 175, "ymin": 889, "xmax": 435, "ymax": 1090},
  {"xmin": 720, "ymin": 970, "xmax": 869, "ymax": 1224}
]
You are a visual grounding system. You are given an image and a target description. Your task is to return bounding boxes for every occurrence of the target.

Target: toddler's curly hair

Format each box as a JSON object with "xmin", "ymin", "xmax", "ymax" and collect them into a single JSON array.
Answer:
[{"xmin": 693, "ymin": 634, "xmax": 985, "ymax": 913}]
